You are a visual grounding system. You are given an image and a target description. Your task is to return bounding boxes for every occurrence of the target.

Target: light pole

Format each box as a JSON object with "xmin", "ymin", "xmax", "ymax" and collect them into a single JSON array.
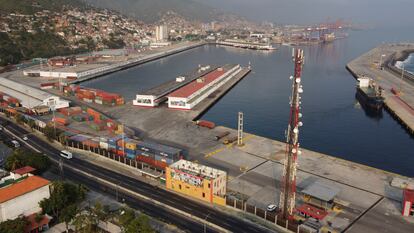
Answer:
[
  {"xmin": 204, "ymin": 212, "xmax": 211, "ymax": 233},
  {"xmin": 379, "ymin": 54, "xmax": 386, "ymax": 70},
  {"xmin": 400, "ymin": 63, "xmax": 405, "ymax": 93}
]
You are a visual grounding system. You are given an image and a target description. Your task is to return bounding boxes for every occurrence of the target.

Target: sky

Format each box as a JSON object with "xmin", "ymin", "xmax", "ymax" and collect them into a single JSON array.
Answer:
[{"xmin": 199, "ymin": 0, "xmax": 414, "ymax": 27}]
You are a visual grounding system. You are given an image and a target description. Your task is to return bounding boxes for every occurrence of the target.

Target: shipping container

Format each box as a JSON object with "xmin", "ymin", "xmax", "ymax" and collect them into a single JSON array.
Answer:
[
  {"xmin": 126, "ymin": 153, "xmax": 135, "ymax": 160},
  {"xmin": 155, "ymin": 154, "xmax": 174, "ymax": 165},
  {"xmin": 196, "ymin": 120, "xmax": 215, "ymax": 129},
  {"xmin": 70, "ymin": 135, "xmax": 90, "ymax": 143},
  {"xmin": 116, "ymin": 150, "xmax": 125, "ymax": 156},
  {"xmin": 83, "ymin": 139, "xmax": 99, "ymax": 148},
  {"xmin": 52, "ymin": 117, "xmax": 69, "ymax": 126},
  {"xmin": 125, "ymin": 139, "xmax": 139, "ymax": 150},
  {"xmin": 136, "ymin": 155, "xmax": 167, "ymax": 169},
  {"xmin": 136, "ymin": 141, "xmax": 182, "ymax": 161},
  {"xmin": 125, "ymin": 148, "xmax": 136, "ymax": 155}
]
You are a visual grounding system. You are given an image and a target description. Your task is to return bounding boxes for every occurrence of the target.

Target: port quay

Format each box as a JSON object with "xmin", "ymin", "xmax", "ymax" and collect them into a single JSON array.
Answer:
[
  {"xmin": 2, "ymin": 41, "xmax": 414, "ymax": 233},
  {"xmin": 347, "ymin": 43, "xmax": 414, "ymax": 134}
]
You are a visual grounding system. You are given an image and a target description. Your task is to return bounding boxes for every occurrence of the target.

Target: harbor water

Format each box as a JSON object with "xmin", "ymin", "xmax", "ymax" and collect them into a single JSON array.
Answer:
[{"xmin": 84, "ymin": 27, "xmax": 414, "ymax": 176}]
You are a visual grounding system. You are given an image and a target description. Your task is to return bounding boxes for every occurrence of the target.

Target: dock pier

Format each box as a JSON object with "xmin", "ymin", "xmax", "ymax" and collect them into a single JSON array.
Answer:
[
  {"xmin": 346, "ymin": 43, "xmax": 414, "ymax": 135},
  {"xmin": 71, "ymin": 42, "xmax": 207, "ymax": 84}
]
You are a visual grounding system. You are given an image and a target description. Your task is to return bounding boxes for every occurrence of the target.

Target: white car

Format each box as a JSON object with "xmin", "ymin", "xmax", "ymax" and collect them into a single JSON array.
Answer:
[
  {"xmin": 267, "ymin": 204, "xmax": 277, "ymax": 212},
  {"xmin": 23, "ymin": 136, "xmax": 28, "ymax": 141}
]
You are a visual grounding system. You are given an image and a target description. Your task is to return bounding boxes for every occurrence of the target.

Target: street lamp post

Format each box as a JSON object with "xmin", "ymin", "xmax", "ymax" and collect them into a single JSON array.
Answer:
[
  {"xmin": 204, "ymin": 212, "xmax": 211, "ymax": 233},
  {"xmin": 379, "ymin": 54, "xmax": 386, "ymax": 70},
  {"xmin": 400, "ymin": 63, "xmax": 405, "ymax": 93}
]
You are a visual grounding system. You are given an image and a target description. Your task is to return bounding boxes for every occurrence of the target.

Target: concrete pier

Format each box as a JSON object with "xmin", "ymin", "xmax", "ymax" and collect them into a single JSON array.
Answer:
[
  {"xmin": 71, "ymin": 42, "xmax": 206, "ymax": 84},
  {"xmin": 347, "ymin": 43, "xmax": 414, "ymax": 134}
]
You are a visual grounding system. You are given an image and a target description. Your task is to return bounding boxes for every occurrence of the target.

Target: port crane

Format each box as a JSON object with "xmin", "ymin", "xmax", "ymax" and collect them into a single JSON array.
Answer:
[{"xmin": 279, "ymin": 48, "xmax": 304, "ymax": 220}]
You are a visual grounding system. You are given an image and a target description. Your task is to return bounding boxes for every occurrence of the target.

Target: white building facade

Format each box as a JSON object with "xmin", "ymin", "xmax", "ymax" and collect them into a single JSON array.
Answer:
[{"xmin": 0, "ymin": 176, "xmax": 50, "ymax": 222}]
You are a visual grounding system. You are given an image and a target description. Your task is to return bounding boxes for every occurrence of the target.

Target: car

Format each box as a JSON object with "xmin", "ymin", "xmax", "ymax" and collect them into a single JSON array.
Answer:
[
  {"xmin": 266, "ymin": 204, "xmax": 277, "ymax": 212},
  {"xmin": 22, "ymin": 136, "xmax": 28, "ymax": 141}
]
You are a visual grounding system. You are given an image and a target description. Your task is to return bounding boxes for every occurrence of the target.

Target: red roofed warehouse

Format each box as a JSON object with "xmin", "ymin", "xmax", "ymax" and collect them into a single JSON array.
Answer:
[{"xmin": 167, "ymin": 65, "xmax": 242, "ymax": 110}]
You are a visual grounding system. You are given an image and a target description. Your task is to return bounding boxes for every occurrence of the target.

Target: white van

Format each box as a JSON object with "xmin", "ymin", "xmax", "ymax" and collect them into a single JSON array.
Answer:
[
  {"xmin": 60, "ymin": 150, "xmax": 73, "ymax": 159},
  {"xmin": 11, "ymin": 140, "xmax": 20, "ymax": 148}
]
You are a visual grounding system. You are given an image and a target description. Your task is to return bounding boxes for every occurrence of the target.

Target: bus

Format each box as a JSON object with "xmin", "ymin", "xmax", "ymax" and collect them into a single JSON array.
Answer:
[{"xmin": 60, "ymin": 150, "xmax": 73, "ymax": 159}]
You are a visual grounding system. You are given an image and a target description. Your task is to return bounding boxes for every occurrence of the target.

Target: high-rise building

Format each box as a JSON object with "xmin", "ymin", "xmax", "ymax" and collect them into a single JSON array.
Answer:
[{"xmin": 155, "ymin": 25, "xmax": 168, "ymax": 42}]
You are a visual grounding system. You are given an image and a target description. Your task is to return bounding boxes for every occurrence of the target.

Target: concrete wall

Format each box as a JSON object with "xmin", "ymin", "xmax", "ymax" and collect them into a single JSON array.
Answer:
[
  {"xmin": 0, "ymin": 185, "xmax": 50, "ymax": 222},
  {"xmin": 133, "ymin": 95, "xmax": 156, "ymax": 107},
  {"xmin": 166, "ymin": 167, "xmax": 214, "ymax": 203}
]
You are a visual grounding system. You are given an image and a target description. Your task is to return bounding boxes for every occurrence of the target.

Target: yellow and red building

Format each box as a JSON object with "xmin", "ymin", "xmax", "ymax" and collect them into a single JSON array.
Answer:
[{"xmin": 166, "ymin": 160, "xmax": 226, "ymax": 205}]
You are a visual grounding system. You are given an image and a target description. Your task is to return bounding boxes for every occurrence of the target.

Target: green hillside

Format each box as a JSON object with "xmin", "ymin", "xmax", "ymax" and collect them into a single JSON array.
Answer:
[
  {"xmin": 0, "ymin": 0, "xmax": 87, "ymax": 14},
  {"xmin": 84, "ymin": 0, "xmax": 219, "ymax": 22}
]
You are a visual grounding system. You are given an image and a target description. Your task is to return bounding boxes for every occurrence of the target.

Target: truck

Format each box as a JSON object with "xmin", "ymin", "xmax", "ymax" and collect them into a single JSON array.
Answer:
[{"xmin": 214, "ymin": 131, "xmax": 230, "ymax": 141}]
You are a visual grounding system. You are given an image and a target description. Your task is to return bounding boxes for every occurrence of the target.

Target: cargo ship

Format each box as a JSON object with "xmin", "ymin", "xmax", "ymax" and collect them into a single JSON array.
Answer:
[{"xmin": 356, "ymin": 76, "xmax": 384, "ymax": 111}]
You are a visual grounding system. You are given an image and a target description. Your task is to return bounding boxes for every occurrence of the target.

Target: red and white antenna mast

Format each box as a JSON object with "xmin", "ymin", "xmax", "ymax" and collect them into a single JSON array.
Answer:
[{"xmin": 279, "ymin": 48, "xmax": 304, "ymax": 220}]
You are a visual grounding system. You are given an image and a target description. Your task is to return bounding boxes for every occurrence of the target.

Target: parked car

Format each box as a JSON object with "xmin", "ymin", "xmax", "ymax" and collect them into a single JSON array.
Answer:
[{"xmin": 267, "ymin": 204, "xmax": 277, "ymax": 212}]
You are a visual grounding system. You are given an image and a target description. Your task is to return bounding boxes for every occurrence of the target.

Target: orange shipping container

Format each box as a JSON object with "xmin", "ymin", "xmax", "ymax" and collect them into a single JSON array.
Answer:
[{"xmin": 52, "ymin": 117, "xmax": 69, "ymax": 126}]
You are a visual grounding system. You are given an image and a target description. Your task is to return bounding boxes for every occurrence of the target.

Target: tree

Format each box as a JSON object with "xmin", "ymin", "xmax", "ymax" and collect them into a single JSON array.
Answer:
[
  {"xmin": 126, "ymin": 214, "xmax": 154, "ymax": 233},
  {"xmin": 0, "ymin": 217, "xmax": 28, "ymax": 233},
  {"xmin": 4, "ymin": 149, "xmax": 50, "ymax": 173},
  {"xmin": 60, "ymin": 204, "xmax": 78, "ymax": 232},
  {"xmin": 27, "ymin": 119, "xmax": 36, "ymax": 131},
  {"xmin": 44, "ymin": 125, "xmax": 56, "ymax": 142},
  {"xmin": 0, "ymin": 32, "xmax": 22, "ymax": 66},
  {"xmin": 40, "ymin": 181, "xmax": 88, "ymax": 220},
  {"xmin": 15, "ymin": 113, "xmax": 25, "ymax": 124},
  {"xmin": 118, "ymin": 208, "xmax": 135, "ymax": 229}
]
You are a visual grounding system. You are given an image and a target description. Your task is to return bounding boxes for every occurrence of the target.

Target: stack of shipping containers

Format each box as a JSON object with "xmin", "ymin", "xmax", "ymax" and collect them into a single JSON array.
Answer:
[{"xmin": 63, "ymin": 85, "xmax": 124, "ymax": 106}]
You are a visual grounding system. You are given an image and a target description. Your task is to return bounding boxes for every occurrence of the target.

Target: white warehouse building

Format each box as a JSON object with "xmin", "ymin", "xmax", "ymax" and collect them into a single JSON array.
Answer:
[{"xmin": 0, "ymin": 78, "xmax": 70, "ymax": 110}]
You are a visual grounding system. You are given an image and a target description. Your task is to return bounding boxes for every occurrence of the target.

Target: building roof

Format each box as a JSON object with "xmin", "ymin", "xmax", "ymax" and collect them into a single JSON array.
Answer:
[
  {"xmin": 141, "ymin": 65, "xmax": 217, "ymax": 98},
  {"xmin": 13, "ymin": 166, "xmax": 36, "ymax": 175},
  {"xmin": 0, "ymin": 78, "xmax": 54, "ymax": 101},
  {"xmin": 25, "ymin": 213, "xmax": 51, "ymax": 233},
  {"xmin": 0, "ymin": 176, "xmax": 50, "ymax": 203},
  {"xmin": 0, "ymin": 77, "xmax": 69, "ymax": 109},
  {"xmin": 168, "ymin": 69, "xmax": 226, "ymax": 98},
  {"xmin": 296, "ymin": 204, "xmax": 328, "ymax": 220},
  {"xmin": 170, "ymin": 159, "xmax": 226, "ymax": 180},
  {"xmin": 302, "ymin": 181, "xmax": 340, "ymax": 202},
  {"xmin": 404, "ymin": 189, "xmax": 414, "ymax": 202}
]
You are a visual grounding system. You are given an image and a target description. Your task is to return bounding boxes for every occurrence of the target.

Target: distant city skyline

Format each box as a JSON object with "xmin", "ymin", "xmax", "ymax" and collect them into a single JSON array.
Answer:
[{"xmin": 199, "ymin": 0, "xmax": 414, "ymax": 27}]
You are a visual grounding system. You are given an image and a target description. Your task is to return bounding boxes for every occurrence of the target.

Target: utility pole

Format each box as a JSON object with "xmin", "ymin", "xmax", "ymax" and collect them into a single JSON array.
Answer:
[
  {"xmin": 59, "ymin": 157, "xmax": 64, "ymax": 179},
  {"xmin": 279, "ymin": 48, "xmax": 304, "ymax": 220},
  {"xmin": 237, "ymin": 112, "xmax": 244, "ymax": 146}
]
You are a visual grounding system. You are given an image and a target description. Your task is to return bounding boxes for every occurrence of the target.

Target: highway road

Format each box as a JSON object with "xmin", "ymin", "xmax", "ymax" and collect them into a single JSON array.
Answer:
[{"xmin": 1, "ymin": 118, "xmax": 276, "ymax": 233}]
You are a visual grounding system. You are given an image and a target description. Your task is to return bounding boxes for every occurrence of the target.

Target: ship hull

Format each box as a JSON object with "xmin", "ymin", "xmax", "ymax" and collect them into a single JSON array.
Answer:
[{"xmin": 356, "ymin": 87, "xmax": 384, "ymax": 111}]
